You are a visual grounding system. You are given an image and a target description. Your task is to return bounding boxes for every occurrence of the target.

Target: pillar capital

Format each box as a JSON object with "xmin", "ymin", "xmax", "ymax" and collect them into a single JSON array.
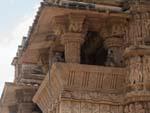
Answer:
[
  {"xmin": 100, "ymin": 19, "xmax": 126, "ymax": 39},
  {"xmin": 104, "ymin": 37, "xmax": 123, "ymax": 48},
  {"xmin": 61, "ymin": 33, "xmax": 84, "ymax": 45}
]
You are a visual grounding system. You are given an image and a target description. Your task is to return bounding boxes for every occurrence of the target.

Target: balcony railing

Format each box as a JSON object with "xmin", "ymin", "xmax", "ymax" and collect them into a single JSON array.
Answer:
[{"xmin": 33, "ymin": 63, "xmax": 125, "ymax": 113}]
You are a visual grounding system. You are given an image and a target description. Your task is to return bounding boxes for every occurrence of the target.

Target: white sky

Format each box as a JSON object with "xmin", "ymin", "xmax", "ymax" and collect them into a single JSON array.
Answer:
[{"xmin": 0, "ymin": 0, "xmax": 42, "ymax": 96}]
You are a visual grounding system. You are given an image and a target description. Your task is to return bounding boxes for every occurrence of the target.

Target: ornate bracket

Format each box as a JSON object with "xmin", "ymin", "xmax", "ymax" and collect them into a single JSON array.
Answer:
[
  {"xmin": 51, "ymin": 13, "xmax": 87, "ymax": 36},
  {"xmin": 51, "ymin": 15, "xmax": 67, "ymax": 36},
  {"xmin": 68, "ymin": 13, "xmax": 86, "ymax": 33}
]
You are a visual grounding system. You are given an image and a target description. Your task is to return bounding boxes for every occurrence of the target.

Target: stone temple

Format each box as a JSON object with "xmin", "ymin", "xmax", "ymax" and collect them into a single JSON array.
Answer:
[{"xmin": 1, "ymin": 0, "xmax": 150, "ymax": 113}]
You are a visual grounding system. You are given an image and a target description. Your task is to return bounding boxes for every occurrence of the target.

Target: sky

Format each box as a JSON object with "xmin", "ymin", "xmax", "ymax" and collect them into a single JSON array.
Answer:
[{"xmin": 0, "ymin": 0, "xmax": 42, "ymax": 96}]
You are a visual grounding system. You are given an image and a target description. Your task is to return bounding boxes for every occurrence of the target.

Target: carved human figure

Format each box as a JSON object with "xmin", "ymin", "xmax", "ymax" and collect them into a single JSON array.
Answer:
[
  {"xmin": 128, "ymin": 104, "xmax": 135, "ymax": 113},
  {"xmin": 135, "ymin": 56, "xmax": 143, "ymax": 82},
  {"xmin": 129, "ymin": 56, "xmax": 143, "ymax": 85},
  {"xmin": 52, "ymin": 52, "xmax": 64, "ymax": 63},
  {"xmin": 143, "ymin": 56, "xmax": 150, "ymax": 81},
  {"xmin": 105, "ymin": 49, "xmax": 115, "ymax": 67},
  {"xmin": 135, "ymin": 102, "xmax": 145, "ymax": 113},
  {"xmin": 124, "ymin": 105, "xmax": 129, "ymax": 113}
]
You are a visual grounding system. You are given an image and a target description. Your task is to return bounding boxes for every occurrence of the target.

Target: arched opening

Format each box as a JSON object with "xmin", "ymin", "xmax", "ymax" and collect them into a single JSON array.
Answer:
[{"xmin": 81, "ymin": 31, "xmax": 108, "ymax": 66}]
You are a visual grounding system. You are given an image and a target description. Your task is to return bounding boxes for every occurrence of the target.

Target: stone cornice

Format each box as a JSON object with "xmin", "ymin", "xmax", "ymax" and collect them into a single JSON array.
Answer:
[{"xmin": 124, "ymin": 45, "xmax": 150, "ymax": 58}]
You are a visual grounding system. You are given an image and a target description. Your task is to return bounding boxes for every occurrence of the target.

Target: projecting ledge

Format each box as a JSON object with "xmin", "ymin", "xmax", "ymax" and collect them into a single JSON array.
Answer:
[{"xmin": 33, "ymin": 63, "xmax": 126, "ymax": 113}]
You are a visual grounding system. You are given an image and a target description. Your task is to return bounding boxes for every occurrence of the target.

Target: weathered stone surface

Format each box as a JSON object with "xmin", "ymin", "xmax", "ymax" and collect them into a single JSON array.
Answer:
[{"xmin": 1, "ymin": 1, "xmax": 150, "ymax": 113}]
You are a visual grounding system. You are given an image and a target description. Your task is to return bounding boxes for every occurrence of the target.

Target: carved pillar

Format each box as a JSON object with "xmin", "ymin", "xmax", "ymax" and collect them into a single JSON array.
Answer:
[
  {"xmin": 52, "ymin": 14, "xmax": 87, "ymax": 63},
  {"xmin": 102, "ymin": 23, "xmax": 125, "ymax": 67},
  {"xmin": 104, "ymin": 37, "xmax": 123, "ymax": 67},
  {"xmin": 61, "ymin": 33, "xmax": 84, "ymax": 63}
]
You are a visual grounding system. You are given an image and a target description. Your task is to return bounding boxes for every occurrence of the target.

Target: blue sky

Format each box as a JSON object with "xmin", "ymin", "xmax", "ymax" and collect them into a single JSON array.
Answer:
[{"xmin": 0, "ymin": 0, "xmax": 42, "ymax": 96}]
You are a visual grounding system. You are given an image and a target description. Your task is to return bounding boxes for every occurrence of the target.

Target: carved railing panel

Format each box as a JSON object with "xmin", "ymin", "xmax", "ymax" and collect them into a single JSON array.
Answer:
[
  {"xmin": 59, "ymin": 63, "xmax": 126, "ymax": 93},
  {"xmin": 33, "ymin": 63, "xmax": 125, "ymax": 113}
]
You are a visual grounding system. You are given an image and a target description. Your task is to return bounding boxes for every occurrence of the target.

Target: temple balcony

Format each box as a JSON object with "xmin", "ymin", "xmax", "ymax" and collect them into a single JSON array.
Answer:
[{"xmin": 33, "ymin": 63, "xmax": 125, "ymax": 113}]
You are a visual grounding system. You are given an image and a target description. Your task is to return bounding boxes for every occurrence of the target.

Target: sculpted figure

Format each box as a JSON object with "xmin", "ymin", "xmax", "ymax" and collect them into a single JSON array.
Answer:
[
  {"xmin": 129, "ymin": 104, "xmax": 135, "ymax": 113},
  {"xmin": 129, "ymin": 56, "xmax": 143, "ymax": 85},
  {"xmin": 135, "ymin": 56, "xmax": 143, "ymax": 82},
  {"xmin": 124, "ymin": 106, "xmax": 129, "ymax": 113},
  {"xmin": 105, "ymin": 50, "xmax": 115, "ymax": 67},
  {"xmin": 52, "ymin": 52, "xmax": 64, "ymax": 63},
  {"xmin": 135, "ymin": 102, "xmax": 145, "ymax": 113},
  {"xmin": 143, "ymin": 56, "xmax": 150, "ymax": 81},
  {"xmin": 129, "ymin": 58, "xmax": 136, "ymax": 85}
]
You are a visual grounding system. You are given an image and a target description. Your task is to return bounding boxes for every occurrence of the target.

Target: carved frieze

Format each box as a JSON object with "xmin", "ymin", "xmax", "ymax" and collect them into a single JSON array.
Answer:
[
  {"xmin": 61, "ymin": 90, "xmax": 124, "ymax": 103},
  {"xmin": 60, "ymin": 100, "xmax": 123, "ymax": 113}
]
